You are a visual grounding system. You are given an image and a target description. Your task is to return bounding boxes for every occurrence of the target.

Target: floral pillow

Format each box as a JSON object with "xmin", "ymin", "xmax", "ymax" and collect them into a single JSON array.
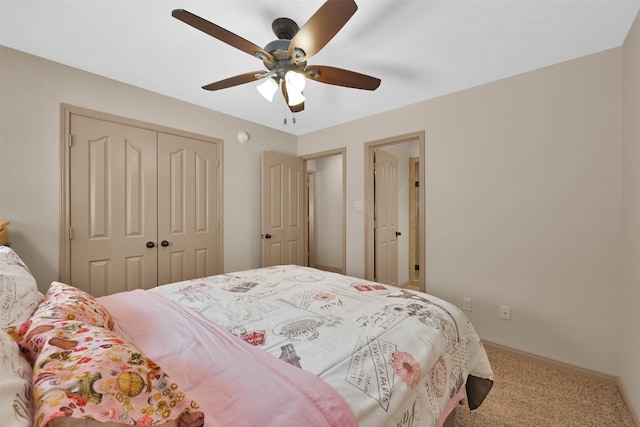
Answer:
[
  {"xmin": 0, "ymin": 330, "xmax": 34, "ymax": 427},
  {"xmin": 34, "ymin": 282, "xmax": 114, "ymax": 330},
  {"xmin": 24, "ymin": 319, "xmax": 201, "ymax": 427},
  {"xmin": 5, "ymin": 282, "xmax": 116, "ymax": 364}
]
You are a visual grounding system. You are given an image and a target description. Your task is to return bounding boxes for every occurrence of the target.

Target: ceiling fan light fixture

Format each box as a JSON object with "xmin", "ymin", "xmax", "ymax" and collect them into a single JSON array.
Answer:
[
  {"xmin": 257, "ymin": 77, "xmax": 279, "ymax": 102},
  {"xmin": 286, "ymin": 89, "xmax": 305, "ymax": 107},
  {"xmin": 285, "ymin": 70, "xmax": 306, "ymax": 92}
]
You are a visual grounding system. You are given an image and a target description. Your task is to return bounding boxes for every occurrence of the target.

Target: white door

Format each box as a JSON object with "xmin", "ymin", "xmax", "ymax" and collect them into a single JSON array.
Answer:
[
  {"xmin": 374, "ymin": 148, "xmax": 399, "ymax": 286},
  {"xmin": 262, "ymin": 151, "xmax": 305, "ymax": 267},
  {"xmin": 70, "ymin": 115, "xmax": 158, "ymax": 296},
  {"xmin": 157, "ymin": 132, "xmax": 221, "ymax": 285}
]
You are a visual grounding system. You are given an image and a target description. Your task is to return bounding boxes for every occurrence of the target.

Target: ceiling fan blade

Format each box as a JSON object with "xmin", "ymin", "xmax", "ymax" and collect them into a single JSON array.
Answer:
[
  {"xmin": 202, "ymin": 71, "xmax": 265, "ymax": 91},
  {"xmin": 306, "ymin": 66, "xmax": 381, "ymax": 90},
  {"xmin": 172, "ymin": 9, "xmax": 272, "ymax": 61},
  {"xmin": 281, "ymin": 81, "xmax": 305, "ymax": 112},
  {"xmin": 288, "ymin": 0, "xmax": 357, "ymax": 60}
]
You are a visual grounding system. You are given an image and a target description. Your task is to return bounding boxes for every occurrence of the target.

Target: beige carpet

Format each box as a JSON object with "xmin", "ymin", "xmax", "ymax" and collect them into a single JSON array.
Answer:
[{"xmin": 454, "ymin": 347, "xmax": 636, "ymax": 426}]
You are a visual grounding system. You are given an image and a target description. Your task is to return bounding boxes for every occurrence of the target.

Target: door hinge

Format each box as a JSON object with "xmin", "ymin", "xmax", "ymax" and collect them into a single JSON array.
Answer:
[
  {"xmin": 415, "ymin": 181, "xmax": 419, "ymax": 187},
  {"xmin": 68, "ymin": 227, "xmax": 73, "ymax": 240},
  {"xmin": 68, "ymin": 134, "xmax": 73, "ymax": 147},
  {"xmin": 217, "ymin": 158, "xmax": 220, "ymax": 168}
]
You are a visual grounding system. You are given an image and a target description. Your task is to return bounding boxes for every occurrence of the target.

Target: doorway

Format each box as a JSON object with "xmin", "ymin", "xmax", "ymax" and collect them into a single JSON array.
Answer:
[
  {"xmin": 364, "ymin": 132, "xmax": 425, "ymax": 291},
  {"xmin": 261, "ymin": 148, "xmax": 345, "ymax": 274},
  {"xmin": 303, "ymin": 148, "xmax": 346, "ymax": 274}
]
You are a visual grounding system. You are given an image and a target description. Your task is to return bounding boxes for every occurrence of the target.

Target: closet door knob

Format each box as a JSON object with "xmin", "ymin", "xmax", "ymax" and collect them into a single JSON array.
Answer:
[
  {"xmin": 264, "ymin": 234, "xmax": 272, "ymax": 239},
  {"xmin": 161, "ymin": 240, "xmax": 169, "ymax": 247},
  {"xmin": 146, "ymin": 241, "xmax": 155, "ymax": 248}
]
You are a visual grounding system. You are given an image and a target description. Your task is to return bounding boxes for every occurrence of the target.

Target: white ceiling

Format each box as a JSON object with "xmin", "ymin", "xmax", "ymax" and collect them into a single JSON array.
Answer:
[{"xmin": 1, "ymin": 1, "xmax": 639, "ymax": 135}]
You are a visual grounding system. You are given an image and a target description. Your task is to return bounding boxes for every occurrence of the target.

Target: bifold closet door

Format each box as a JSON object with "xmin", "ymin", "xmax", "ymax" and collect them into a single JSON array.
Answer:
[
  {"xmin": 70, "ymin": 115, "xmax": 158, "ymax": 296},
  {"xmin": 157, "ymin": 132, "xmax": 220, "ymax": 285}
]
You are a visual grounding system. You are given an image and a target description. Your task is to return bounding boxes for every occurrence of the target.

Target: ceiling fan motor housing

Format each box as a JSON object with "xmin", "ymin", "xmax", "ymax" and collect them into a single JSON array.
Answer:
[{"xmin": 262, "ymin": 39, "xmax": 306, "ymax": 78}]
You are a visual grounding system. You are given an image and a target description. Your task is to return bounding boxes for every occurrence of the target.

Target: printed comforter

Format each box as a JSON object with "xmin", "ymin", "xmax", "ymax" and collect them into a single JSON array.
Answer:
[{"xmin": 143, "ymin": 265, "xmax": 493, "ymax": 427}]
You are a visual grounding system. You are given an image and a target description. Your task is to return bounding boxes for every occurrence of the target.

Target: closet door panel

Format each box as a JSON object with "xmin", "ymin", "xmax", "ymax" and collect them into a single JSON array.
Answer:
[
  {"xmin": 157, "ymin": 133, "xmax": 221, "ymax": 285},
  {"xmin": 70, "ymin": 115, "xmax": 158, "ymax": 296}
]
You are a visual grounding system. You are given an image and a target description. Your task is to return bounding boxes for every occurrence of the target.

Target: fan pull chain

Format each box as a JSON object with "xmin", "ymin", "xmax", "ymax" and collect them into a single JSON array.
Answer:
[
  {"xmin": 284, "ymin": 116, "xmax": 297, "ymax": 125},
  {"xmin": 283, "ymin": 105, "xmax": 297, "ymax": 126}
]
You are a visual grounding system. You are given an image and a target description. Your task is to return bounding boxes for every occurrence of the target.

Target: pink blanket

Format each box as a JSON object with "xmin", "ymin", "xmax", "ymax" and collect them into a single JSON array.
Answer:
[{"xmin": 98, "ymin": 290, "xmax": 357, "ymax": 427}]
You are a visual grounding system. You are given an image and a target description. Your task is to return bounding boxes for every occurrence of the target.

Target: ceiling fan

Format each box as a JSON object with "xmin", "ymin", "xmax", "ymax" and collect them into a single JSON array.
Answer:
[{"xmin": 172, "ymin": 0, "xmax": 381, "ymax": 113}]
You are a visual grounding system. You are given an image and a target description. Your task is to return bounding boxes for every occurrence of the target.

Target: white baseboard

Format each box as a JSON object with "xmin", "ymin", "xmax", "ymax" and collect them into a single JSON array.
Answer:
[
  {"xmin": 482, "ymin": 340, "xmax": 639, "ymax": 426},
  {"xmin": 617, "ymin": 376, "xmax": 640, "ymax": 427}
]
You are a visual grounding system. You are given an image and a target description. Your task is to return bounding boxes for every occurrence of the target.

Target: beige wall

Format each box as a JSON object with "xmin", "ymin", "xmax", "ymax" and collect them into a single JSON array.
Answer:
[
  {"xmin": 299, "ymin": 48, "xmax": 624, "ymax": 380},
  {"xmin": 0, "ymin": 46, "xmax": 297, "ymax": 287},
  {"xmin": 622, "ymin": 12, "xmax": 640, "ymax": 417}
]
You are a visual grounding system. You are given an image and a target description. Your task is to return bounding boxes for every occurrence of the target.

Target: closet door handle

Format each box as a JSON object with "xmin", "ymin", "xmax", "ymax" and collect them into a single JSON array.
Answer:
[
  {"xmin": 161, "ymin": 240, "xmax": 169, "ymax": 247},
  {"xmin": 264, "ymin": 234, "xmax": 272, "ymax": 239},
  {"xmin": 395, "ymin": 231, "xmax": 402, "ymax": 237},
  {"xmin": 146, "ymin": 241, "xmax": 155, "ymax": 248}
]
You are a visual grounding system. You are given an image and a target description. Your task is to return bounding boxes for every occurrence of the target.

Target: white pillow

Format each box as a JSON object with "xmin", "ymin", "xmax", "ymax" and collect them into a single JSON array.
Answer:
[
  {"xmin": 0, "ymin": 246, "xmax": 42, "ymax": 327},
  {"xmin": 0, "ymin": 331, "xmax": 33, "ymax": 427}
]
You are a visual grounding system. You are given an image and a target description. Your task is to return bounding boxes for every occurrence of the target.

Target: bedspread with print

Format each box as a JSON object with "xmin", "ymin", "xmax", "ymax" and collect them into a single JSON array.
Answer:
[
  {"xmin": 149, "ymin": 265, "xmax": 494, "ymax": 427},
  {"xmin": 99, "ymin": 289, "xmax": 357, "ymax": 427}
]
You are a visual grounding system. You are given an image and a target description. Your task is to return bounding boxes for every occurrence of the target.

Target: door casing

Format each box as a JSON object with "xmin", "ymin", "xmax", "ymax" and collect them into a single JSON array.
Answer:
[
  {"xmin": 409, "ymin": 156, "xmax": 420, "ymax": 287},
  {"xmin": 364, "ymin": 132, "xmax": 425, "ymax": 291}
]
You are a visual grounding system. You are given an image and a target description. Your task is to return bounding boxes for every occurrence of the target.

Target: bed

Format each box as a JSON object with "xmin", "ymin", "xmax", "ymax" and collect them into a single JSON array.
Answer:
[{"xmin": 1, "ymin": 245, "xmax": 493, "ymax": 427}]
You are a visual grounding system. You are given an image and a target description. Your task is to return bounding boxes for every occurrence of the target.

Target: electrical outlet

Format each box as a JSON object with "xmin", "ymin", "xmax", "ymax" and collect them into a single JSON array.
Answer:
[
  {"xmin": 462, "ymin": 298, "xmax": 472, "ymax": 311},
  {"xmin": 500, "ymin": 305, "xmax": 511, "ymax": 320}
]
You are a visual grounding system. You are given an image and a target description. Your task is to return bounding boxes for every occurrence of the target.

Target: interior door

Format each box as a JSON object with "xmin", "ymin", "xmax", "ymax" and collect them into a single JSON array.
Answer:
[
  {"xmin": 157, "ymin": 133, "xmax": 221, "ymax": 285},
  {"xmin": 374, "ymin": 148, "xmax": 399, "ymax": 286},
  {"xmin": 70, "ymin": 115, "xmax": 158, "ymax": 296},
  {"xmin": 262, "ymin": 151, "xmax": 305, "ymax": 267}
]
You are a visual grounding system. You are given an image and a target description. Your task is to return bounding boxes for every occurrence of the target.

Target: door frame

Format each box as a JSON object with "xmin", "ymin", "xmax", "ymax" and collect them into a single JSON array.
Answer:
[
  {"xmin": 364, "ymin": 131, "xmax": 425, "ymax": 291},
  {"xmin": 301, "ymin": 147, "xmax": 346, "ymax": 275},
  {"xmin": 306, "ymin": 171, "xmax": 317, "ymax": 268},
  {"xmin": 408, "ymin": 156, "xmax": 420, "ymax": 287},
  {"xmin": 59, "ymin": 104, "xmax": 224, "ymax": 284}
]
